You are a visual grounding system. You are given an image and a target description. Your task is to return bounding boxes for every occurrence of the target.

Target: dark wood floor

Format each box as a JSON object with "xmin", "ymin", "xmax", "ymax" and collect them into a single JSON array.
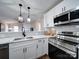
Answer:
[
  {"xmin": 38, "ymin": 54, "xmax": 55, "ymax": 59},
  {"xmin": 38, "ymin": 54, "xmax": 76, "ymax": 59},
  {"xmin": 38, "ymin": 55, "xmax": 50, "ymax": 59}
]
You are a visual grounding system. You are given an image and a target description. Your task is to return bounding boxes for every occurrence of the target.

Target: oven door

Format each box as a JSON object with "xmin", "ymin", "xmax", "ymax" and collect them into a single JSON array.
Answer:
[{"xmin": 48, "ymin": 42, "xmax": 76, "ymax": 59}]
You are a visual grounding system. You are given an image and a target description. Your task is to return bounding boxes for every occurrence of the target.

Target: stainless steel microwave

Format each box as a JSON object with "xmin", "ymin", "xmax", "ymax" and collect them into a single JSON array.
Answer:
[
  {"xmin": 70, "ymin": 8, "xmax": 79, "ymax": 22},
  {"xmin": 54, "ymin": 12, "xmax": 69, "ymax": 25}
]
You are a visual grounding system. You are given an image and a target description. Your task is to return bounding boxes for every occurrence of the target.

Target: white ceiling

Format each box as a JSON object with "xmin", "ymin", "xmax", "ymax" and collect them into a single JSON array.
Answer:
[{"xmin": 0, "ymin": 0, "xmax": 63, "ymax": 23}]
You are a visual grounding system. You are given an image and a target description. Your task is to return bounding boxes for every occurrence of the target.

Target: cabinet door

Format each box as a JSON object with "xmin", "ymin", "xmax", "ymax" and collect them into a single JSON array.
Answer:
[
  {"xmin": 44, "ymin": 14, "xmax": 48, "ymax": 27},
  {"xmin": 44, "ymin": 8, "xmax": 54, "ymax": 27},
  {"xmin": 42, "ymin": 39, "xmax": 48, "ymax": 55},
  {"xmin": 64, "ymin": 0, "xmax": 79, "ymax": 11},
  {"xmin": 9, "ymin": 46, "xmax": 24, "ymax": 59},
  {"xmin": 54, "ymin": 1, "xmax": 64, "ymax": 16},
  {"xmin": 36, "ymin": 39, "xmax": 43, "ymax": 58},
  {"xmin": 24, "ymin": 43, "xmax": 36, "ymax": 59}
]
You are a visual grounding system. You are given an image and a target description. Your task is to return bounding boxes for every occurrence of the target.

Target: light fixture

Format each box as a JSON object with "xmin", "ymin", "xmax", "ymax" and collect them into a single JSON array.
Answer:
[
  {"xmin": 18, "ymin": 4, "xmax": 24, "ymax": 23},
  {"xmin": 27, "ymin": 7, "xmax": 31, "ymax": 22}
]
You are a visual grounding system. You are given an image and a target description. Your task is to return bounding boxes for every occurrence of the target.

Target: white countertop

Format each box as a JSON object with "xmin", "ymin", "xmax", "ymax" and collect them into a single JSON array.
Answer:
[{"xmin": 0, "ymin": 35, "xmax": 55, "ymax": 44}]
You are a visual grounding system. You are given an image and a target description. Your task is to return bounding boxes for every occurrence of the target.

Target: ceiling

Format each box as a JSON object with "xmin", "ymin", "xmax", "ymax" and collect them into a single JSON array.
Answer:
[{"xmin": 0, "ymin": 0, "xmax": 63, "ymax": 23}]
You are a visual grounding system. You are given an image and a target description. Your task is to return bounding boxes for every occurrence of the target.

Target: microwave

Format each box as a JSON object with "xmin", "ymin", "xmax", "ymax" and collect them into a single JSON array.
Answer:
[
  {"xmin": 54, "ymin": 13, "xmax": 69, "ymax": 25},
  {"xmin": 70, "ymin": 9, "xmax": 79, "ymax": 22}
]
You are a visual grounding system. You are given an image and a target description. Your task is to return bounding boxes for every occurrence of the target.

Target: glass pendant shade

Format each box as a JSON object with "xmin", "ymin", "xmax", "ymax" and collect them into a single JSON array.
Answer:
[
  {"xmin": 18, "ymin": 16, "xmax": 23, "ymax": 22},
  {"xmin": 18, "ymin": 4, "xmax": 24, "ymax": 23},
  {"xmin": 27, "ymin": 17, "xmax": 31, "ymax": 22},
  {"xmin": 27, "ymin": 7, "xmax": 31, "ymax": 22}
]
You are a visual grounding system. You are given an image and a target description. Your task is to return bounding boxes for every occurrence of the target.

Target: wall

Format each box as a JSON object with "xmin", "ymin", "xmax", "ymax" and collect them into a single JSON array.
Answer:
[{"xmin": 31, "ymin": 17, "xmax": 44, "ymax": 31}]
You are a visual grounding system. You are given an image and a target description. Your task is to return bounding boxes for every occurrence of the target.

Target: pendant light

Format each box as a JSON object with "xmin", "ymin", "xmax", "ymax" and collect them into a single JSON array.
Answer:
[
  {"xmin": 18, "ymin": 4, "xmax": 24, "ymax": 23},
  {"xmin": 27, "ymin": 7, "xmax": 31, "ymax": 22}
]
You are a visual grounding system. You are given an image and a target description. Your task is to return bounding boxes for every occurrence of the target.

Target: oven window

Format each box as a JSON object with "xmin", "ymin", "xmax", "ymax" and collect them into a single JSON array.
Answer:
[{"xmin": 70, "ymin": 9, "xmax": 79, "ymax": 20}]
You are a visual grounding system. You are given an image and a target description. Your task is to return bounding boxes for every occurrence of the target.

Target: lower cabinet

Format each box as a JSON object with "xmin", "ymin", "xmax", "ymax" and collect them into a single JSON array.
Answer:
[
  {"xmin": 36, "ymin": 38, "xmax": 48, "ymax": 58},
  {"xmin": 23, "ymin": 44, "xmax": 36, "ymax": 59},
  {"xmin": 9, "ymin": 40, "xmax": 37, "ymax": 59},
  {"xmin": 9, "ymin": 38, "xmax": 48, "ymax": 59},
  {"xmin": 43, "ymin": 38, "xmax": 48, "ymax": 55},
  {"xmin": 9, "ymin": 45, "xmax": 24, "ymax": 59},
  {"xmin": 36, "ymin": 39, "xmax": 44, "ymax": 58}
]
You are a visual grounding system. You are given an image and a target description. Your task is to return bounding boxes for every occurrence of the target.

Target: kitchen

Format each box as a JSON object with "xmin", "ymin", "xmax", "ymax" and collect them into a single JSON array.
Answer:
[{"xmin": 0, "ymin": 0, "xmax": 79, "ymax": 59}]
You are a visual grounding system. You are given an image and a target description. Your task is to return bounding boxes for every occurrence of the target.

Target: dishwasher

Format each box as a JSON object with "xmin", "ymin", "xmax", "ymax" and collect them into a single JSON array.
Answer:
[{"xmin": 0, "ymin": 44, "xmax": 9, "ymax": 59}]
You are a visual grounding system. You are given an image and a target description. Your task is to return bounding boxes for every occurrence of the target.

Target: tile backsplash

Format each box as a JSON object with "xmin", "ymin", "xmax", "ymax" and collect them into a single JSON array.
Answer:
[{"xmin": 54, "ymin": 25, "xmax": 79, "ymax": 33}]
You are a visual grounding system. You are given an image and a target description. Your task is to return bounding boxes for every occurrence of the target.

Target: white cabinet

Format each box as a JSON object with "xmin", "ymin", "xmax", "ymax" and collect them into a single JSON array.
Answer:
[
  {"xmin": 54, "ymin": 1, "xmax": 68, "ymax": 16},
  {"xmin": 54, "ymin": 2, "xmax": 64, "ymax": 16},
  {"xmin": 64, "ymin": 0, "xmax": 79, "ymax": 11},
  {"xmin": 36, "ymin": 38, "xmax": 48, "ymax": 58},
  {"xmin": 36, "ymin": 39, "xmax": 43, "ymax": 57},
  {"xmin": 44, "ymin": 8, "xmax": 54, "ymax": 27},
  {"xmin": 9, "ymin": 38, "xmax": 48, "ymax": 59},
  {"xmin": 42, "ymin": 38, "xmax": 48, "ymax": 55},
  {"xmin": 54, "ymin": 0, "xmax": 79, "ymax": 16},
  {"xmin": 9, "ymin": 40, "xmax": 37, "ymax": 59},
  {"xmin": 9, "ymin": 46, "xmax": 24, "ymax": 59},
  {"xmin": 23, "ymin": 44, "xmax": 36, "ymax": 59}
]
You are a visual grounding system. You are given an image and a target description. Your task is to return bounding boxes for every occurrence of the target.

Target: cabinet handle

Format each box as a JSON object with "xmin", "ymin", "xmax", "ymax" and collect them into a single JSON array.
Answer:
[
  {"xmin": 23, "ymin": 48, "xmax": 27, "ymax": 53},
  {"xmin": 25, "ymin": 48, "xmax": 27, "ymax": 52},
  {"xmin": 64, "ymin": 6, "xmax": 66, "ymax": 11},
  {"xmin": 43, "ymin": 40, "xmax": 45, "ymax": 43},
  {"xmin": 38, "ymin": 40, "xmax": 41, "ymax": 42},
  {"xmin": 62, "ymin": 8, "xmax": 63, "ymax": 12},
  {"xmin": 23, "ymin": 48, "xmax": 25, "ymax": 53},
  {"xmin": 37, "ymin": 45, "xmax": 38, "ymax": 48}
]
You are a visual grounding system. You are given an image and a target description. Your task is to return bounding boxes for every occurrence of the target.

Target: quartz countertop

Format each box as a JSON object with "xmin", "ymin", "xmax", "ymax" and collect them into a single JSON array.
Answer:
[{"xmin": 0, "ymin": 35, "xmax": 55, "ymax": 44}]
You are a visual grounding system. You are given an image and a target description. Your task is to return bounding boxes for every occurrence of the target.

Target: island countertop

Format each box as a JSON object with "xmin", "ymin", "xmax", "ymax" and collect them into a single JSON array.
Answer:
[{"xmin": 0, "ymin": 35, "xmax": 56, "ymax": 44}]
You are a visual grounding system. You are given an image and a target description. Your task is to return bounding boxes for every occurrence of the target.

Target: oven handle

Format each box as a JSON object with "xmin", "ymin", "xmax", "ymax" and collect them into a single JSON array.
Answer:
[{"xmin": 76, "ymin": 46, "xmax": 79, "ymax": 59}]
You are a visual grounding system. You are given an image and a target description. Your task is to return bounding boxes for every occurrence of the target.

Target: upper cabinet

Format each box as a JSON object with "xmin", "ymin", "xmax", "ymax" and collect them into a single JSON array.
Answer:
[
  {"xmin": 54, "ymin": 0, "xmax": 79, "ymax": 16},
  {"xmin": 54, "ymin": 1, "xmax": 65, "ymax": 16},
  {"xmin": 44, "ymin": 0, "xmax": 79, "ymax": 27},
  {"xmin": 64, "ymin": 0, "xmax": 79, "ymax": 11},
  {"xmin": 44, "ymin": 8, "xmax": 55, "ymax": 27}
]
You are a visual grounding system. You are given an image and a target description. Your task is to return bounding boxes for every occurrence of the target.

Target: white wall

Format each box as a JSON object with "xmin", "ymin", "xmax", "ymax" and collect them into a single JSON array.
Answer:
[{"xmin": 31, "ymin": 17, "xmax": 44, "ymax": 31}]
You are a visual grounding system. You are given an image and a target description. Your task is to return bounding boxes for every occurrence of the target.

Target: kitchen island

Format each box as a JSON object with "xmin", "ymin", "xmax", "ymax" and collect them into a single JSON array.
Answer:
[{"xmin": 0, "ymin": 35, "xmax": 52, "ymax": 59}]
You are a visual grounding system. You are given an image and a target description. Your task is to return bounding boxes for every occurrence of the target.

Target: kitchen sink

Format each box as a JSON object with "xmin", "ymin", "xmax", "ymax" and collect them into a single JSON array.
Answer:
[
  {"xmin": 14, "ymin": 38, "xmax": 24, "ymax": 41},
  {"xmin": 26, "ymin": 37, "xmax": 33, "ymax": 39},
  {"xmin": 14, "ymin": 37, "xmax": 33, "ymax": 41}
]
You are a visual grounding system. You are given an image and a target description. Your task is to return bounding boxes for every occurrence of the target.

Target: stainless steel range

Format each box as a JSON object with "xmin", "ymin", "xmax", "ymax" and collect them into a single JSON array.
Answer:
[
  {"xmin": 57, "ymin": 31, "xmax": 79, "ymax": 59},
  {"xmin": 57, "ymin": 31, "xmax": 79, "ymax": 43}
]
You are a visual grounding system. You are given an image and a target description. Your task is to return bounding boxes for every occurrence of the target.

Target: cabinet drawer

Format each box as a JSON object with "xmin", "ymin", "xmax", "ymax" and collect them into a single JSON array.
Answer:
[{"xmin": 9, "ymin": 40, "xmax": 36, "ymax": 48}]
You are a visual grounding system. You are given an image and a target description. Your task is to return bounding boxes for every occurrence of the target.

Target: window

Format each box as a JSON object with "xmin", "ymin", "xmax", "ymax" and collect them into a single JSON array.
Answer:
[{"xmin": 13, "ymin": 26, "xmax": 19, "ymax": 32}]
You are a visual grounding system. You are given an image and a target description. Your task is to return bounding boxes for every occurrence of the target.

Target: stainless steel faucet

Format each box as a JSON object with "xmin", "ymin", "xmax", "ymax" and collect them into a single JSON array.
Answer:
[{"xmin": 22, "ymin": 25, "xmax": 26, "ymax": 37}]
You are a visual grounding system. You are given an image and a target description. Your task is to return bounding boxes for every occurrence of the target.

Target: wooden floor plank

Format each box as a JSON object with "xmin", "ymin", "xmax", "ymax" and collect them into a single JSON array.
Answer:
[{"xmin": 37, "ymin": 54, "xmax": 55, "ymax": 59}]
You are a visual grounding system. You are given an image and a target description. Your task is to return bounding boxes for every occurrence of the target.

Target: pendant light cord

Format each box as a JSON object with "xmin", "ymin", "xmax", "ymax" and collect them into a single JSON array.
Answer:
[
  {"xmin": 27, "ymin": 7, "xmax": 30, "ymax": 18},
  {"xmin": 19, "ymin": 4, "xmax": 22, "ymax": 16}
]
